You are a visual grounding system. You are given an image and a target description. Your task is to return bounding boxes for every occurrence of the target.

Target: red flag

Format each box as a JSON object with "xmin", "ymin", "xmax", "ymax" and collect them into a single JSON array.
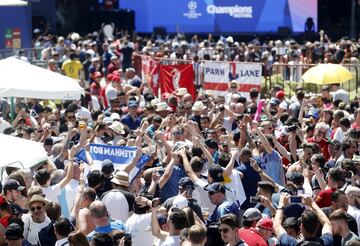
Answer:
[
  {"xmin": 159, "ymin": 64, "xmax": 196, "ymax": 100},
  {"xmin": 141, "ymin": 55, "xmax": 160, "ymax": 96}
]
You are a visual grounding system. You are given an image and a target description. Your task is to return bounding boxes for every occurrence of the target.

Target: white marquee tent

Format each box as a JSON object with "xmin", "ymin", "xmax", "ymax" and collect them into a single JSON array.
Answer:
[
  {"xmin": 0, "ymin": 57, "xmax": 82, "ymax": 100},
  {"xmin": 0, "ymin": 133, "xmax": 48, "ymax": 169}
]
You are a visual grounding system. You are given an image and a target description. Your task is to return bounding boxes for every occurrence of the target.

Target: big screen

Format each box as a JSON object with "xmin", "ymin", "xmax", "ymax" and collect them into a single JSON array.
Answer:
[{"xmin": 119, "ymin": 0, "xmax": 317, "ymax": 33}]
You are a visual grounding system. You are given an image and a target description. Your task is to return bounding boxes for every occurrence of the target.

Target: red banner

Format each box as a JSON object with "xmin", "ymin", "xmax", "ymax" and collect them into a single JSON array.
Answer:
[
  {"xmin": 159, "ymin": 64, "xmax": 196, "ymax": 100},
  {"xmin": 141, "ymin": 55, "xmax": 160, "ymax": 96}
]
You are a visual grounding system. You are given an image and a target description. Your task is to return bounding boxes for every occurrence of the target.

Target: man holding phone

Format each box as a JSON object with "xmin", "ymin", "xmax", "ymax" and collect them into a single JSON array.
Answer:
[
  {"xmin": 163, "ymin": 177, "xmax": 204, "ymax": 221},
  {"xmin": 274, "ymin": 194, "xmax": 333, "ymax": 246}
]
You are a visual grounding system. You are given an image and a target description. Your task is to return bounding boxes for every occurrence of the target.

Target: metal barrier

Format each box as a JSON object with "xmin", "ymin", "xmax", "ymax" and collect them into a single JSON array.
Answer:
[
  {"xmin": 134, "ymin": 53, "xmax": 359, "ymax": 99},
  {"xmin": 268, "ymin": 63, "xmax": 359, "ymax": 99}
]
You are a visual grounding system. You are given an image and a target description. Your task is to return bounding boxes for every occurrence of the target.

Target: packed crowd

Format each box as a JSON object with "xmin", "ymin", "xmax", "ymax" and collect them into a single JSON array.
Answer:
[{"xmin": 0, "ymin": 30, "xmax": 360, "ymax": 246}]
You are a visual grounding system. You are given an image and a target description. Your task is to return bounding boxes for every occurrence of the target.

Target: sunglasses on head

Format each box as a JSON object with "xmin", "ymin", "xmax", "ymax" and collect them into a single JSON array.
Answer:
[{"xmin": 30, "ymin": 206, "xmax": 43, "ymax": 212}]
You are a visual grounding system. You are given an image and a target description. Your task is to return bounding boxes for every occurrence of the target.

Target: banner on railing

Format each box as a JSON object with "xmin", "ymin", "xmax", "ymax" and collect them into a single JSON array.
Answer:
[
  {"xmin": 159, "ymin": 64, "xmax": 196, "ymax": 100},
  {"xmin": 140, "ymin": 55, "xmax": 160, "ymax": 96},
  {"xmin": 203, "ymin": 61, "xmax": 262, "ymax": 98}
]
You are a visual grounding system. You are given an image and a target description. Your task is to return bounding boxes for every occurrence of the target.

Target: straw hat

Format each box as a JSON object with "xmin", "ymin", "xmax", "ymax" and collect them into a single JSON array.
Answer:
[
  {"xmin": 156, "ymin": 102, "xmax": 172, "ymax": 112},
  {"xmin": 26, "ymin": 195, "xmax": 49, "ymax": 208},
  {"xmin": 192, "ymin": 101, "xmax": 206, "ymax": 111},
  {"xmin": 108, "ymin": 121, "xmax": 125, "ymax": 135},
  {"xmin": 111, "ymin": 170, "xmax": 129, "ymax": 187},
  {"xmin": 176, "ymin": 88, "xmax": 188, "ymax": 96}
]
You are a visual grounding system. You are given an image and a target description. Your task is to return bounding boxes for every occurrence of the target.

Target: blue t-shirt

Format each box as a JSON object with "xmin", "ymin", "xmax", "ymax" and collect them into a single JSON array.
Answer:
[
  {"xmin": 256, "ymin": 150, "xmax": 285, "ymax": 186},
  {"xmin": 121, "ymin": 113, "xmax": 141, "ymax": 130},
  {"xmin": 279, "ymin": 233, "xmax": 333, "ymax": 246},
  {"xmin": 88, "ymin": 221, "xmax": 126, "ymax": 240},
  {"xmin": 236, "ymin": 161, "xmax": 261, "ymax": 210},
  {"xmin": 207, "ymin": 200, "xmax": 240, "ymax": 225},
  {"xmin": 160, "ymin": 165, "xmax": 186, "ymax": 202}
]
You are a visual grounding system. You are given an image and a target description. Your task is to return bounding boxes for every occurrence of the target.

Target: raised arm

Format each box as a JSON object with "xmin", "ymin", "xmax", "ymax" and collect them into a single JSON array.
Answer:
[
  {"xmin": 272, "ymin": 135, "xmax": 291, "ymax": 162},
  {"xmin": 250, "ymin": 158, "xmax": 277, "ymax": 188},
  {"xmin": 303, "ymin": 195, "xmax": 332, "ymax": 235},
  {"xmin": 70, "ymin": 164, "xmax": 85, "ymax": 219},
  {"xmin": 179, "ymin": 148, "xmax": 199, "ymax": 183},
  {"xmin": 223, "ymin": 148, "xmax": 239, "ymax": 178},
  {"xmin": 159, "ymin": 157, "xmax": 176, "ymax": 189},
  {"xmin": 58, "ymin": 145, "xmax": 80, "ymax": 189},
  {"xmin": 274, "ymin": 193, "xmax": 290, "ymax": 238},
  {"xmin": 151, "ymin": 206, "xmax": 168, "ymax": 241},
  {"xmin": 255, "ymin": 126, "xmax": 273, "ymax": 154},
  {"xmin": 193, "ymin": 137, "xmax": 214, "ymax": 166},
  {"xmin": 123, "ymin": 148, "xmax": 143, "ymax": 174}
]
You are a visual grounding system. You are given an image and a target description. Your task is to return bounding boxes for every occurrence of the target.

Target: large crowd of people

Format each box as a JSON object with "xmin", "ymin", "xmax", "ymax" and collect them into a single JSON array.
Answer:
[{"xmin": 0, "ymin": 29, "xmax": 360, "ymax": 246}]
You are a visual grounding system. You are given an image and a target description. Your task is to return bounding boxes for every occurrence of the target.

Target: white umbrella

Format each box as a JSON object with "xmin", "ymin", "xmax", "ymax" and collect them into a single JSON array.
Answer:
[
  {"xmin": 0, "ymin": 134, "xmax": 48, "ymax": 169},
  {"xmin": 0, "ymin": 0, "xmax": 28, "ymax": 6},
  {"xmin": 0, "ymin": 57, "xmax": 82, "ymax": 100}
]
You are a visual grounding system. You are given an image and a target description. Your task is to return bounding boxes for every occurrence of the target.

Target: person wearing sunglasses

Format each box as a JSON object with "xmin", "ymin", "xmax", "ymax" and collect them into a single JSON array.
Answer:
[
  {"xmin": 205, "ymin": 183, "xmax": 239, "ymax": 225},
  {"xmin": 22, "ymin": 195, "xmax": 51, "ymax": 245},
  {"xmin": 219, "ymin": 213, "xmax": 247, "ymax": 246}
]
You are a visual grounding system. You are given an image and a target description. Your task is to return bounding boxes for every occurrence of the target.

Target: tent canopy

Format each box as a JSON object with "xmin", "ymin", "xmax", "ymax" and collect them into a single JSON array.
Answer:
[
  {"xmin": 0, "ymin": 57, "xmax": 82, "ymax": 100},
  {"xmin": 0, "ymin": 0, "xmax": 28, "ymax": 6},
  {"xmin": 0, "ymin": 134, "xmax": 48, "ymax": 169}
]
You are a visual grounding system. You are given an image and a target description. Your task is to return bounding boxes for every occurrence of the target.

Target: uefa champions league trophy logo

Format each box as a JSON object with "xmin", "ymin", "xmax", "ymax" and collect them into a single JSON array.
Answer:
[
  {"xmin": 188, "ymin": 1, "xmax": 197, "ymax": 11},
  {"xmin": 184, "ymin": 1, "xmax": 201, "ymax": 19}
]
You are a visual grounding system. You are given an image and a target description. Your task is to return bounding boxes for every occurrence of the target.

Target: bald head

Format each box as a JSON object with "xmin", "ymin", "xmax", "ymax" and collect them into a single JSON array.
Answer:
[{"xmin": 89, "ymin": 201, "xmax": 108, "ymax": 218}]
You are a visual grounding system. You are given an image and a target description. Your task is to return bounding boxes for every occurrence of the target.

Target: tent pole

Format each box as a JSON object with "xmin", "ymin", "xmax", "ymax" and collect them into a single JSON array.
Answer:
[{"xmin": 10, "ymin": 97, "xmax": 15, "ymax": 123}]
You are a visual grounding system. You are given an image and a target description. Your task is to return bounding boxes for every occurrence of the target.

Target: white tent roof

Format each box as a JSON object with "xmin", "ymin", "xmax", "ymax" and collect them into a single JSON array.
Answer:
[
  {"xmin": 0, "ymin": 57, "xmax": 82, "ymax": 100},
  {"xmin": 0, "ymin": 134, "xmax": 48, "ymax": 169},
  {"xmin": 0, "ymin": 0, "xmax": 28, "ymax": 6}
]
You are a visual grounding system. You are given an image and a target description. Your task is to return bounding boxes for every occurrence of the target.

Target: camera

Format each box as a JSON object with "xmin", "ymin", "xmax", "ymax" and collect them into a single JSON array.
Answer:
[
  {"xmin": 250, "ymin": 196, "xmax": 261, "ymax": 203},
  {"xmin": 151, "ymin": 198, "xmax": 161, "ymax": 208},
  {"xmin": 290, "ymin": 196, "xmax": 302, "ymax": 203}
]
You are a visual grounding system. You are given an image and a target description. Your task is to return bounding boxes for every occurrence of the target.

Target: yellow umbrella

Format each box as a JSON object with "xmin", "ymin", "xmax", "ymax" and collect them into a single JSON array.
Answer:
[{"xmin": 302, "ymin": 64, "xmax": 353, "ymax": 85}]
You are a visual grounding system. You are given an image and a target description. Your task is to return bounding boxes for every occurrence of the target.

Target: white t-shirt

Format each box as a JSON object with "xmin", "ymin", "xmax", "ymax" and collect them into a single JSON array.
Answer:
[
  {"xmin": 161, "ymin": 235, "xmax": 180, "ymax": 246},
  {"xmin": 22, "ymin": 213, "xmax": 51, "ymax": 245},
  {"xmin": 42, "ymin": 184, "xmax": 61, "ymax": 203},
  {"xmin": 226, "ymin": 169, "xmax": 246, "ymax": 206},
  {"xmin": 333, "ymin": 127, "xmax": 346, "ymax": 143},
  {"xmin": 101, "ymin": 190, "xmax": 129, "ymax": 223},
  {"xmin": 63, "ymin": 179, "xmax": 79, "ymax": 215},
  {"xmin": 125, "ymin": 213, "xmax": 153, "ymax": 246},
  {"xmin": 194, "ymin": 178, "xmax": 216, "ymax": 213},
  {"xmin": 348, "ymin": 205, "xmax": 360, "ymax": 234},
  {"xmin": 105, "ymin": 84, "xmax": 117, "ymax": 105}
]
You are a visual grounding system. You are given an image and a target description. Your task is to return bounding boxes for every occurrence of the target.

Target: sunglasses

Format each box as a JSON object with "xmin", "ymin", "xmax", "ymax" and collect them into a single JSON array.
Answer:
[
  {"xmin": 208, "ymin": 191, "xmax": 218, "ymax": 196},
  {"xmin": 67, "ymin": 116, "xmax": 76, "ymax": 119},
  {"xmin": 219, "ymin": 228, "xmax": 229, "ymax": 233},
  {"xmin": 318, "ymin": 131, "xmax": 326, "ymax": 135},
  {"xmin": 173, "ymin": 131, "xmax": 183, "ymax": 136},
  {"xmin": 30, "ymin": 206, "xmax": 43, "ymax": 212}
]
